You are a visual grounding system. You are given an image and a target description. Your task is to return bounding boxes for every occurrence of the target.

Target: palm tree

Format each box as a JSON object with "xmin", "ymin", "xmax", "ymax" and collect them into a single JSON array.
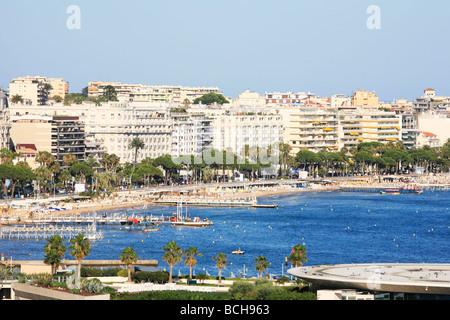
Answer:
[
  {"xmin": 162, "ymin": 241, "xmax": 182, "ymax": 283},
  {"xmin": 129, "ymin": 137, "xmax": 145, "ymax": 185},
  {"xmin": 183, "ymin": 247, "xmax": 203, "ymax": 280},
  {"xmin": 11, "ymin": 94, "xmax": 24, "ymax": 105},
  {"xmin": 120, "ymin": 246, "xmax": 140, "ymax": 283},
  {"xmin": 254, "ymin": 255, "xmax": 271, "ymax": 279},
  {"xmin": 212, "ymin": 252, "xmax": 229, "ymax": 284},
  {"xmin": 129, "ymin": 137, "xmax": 145, "ymax": 165},
  {"xmin": 63, "ymin": 153, "xmax": 79, "ymax": 167},
  {"xmin": 69, "ymin": 233, "xmax": 92, "ymax": 283},
  {"xmin": 43, "ymin": 235, "xmax": 66, "ymax": 275},
  {"xmin": 288, "ymin": 244, "xmax": 308, "ymax": 268}
]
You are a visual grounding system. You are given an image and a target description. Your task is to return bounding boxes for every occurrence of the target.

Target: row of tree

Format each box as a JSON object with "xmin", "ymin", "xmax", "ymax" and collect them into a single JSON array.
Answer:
[
  {"xmin": 2, "ymin": 139, "xmax": 449, "ymax": 199},
  {"xmin": 43, "ymin": 234, "xmax": 308, "ymax": 285}
]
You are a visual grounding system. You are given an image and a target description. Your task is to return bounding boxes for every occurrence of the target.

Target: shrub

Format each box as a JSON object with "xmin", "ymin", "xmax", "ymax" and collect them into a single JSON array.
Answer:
[
  {"xmin": 34, "ymin": 273, "xmax": 53, "ymax": 287},
  {"xmin": 228, "ymin": 281, "xmax": 256, "ymax": 300},
  {"xmin": 117, "ymin": 268, "xmax": 132, "ymax": 278},
  {"xmin": 131, "ymin": 271, "xmax": 169, "ymax": 284},
  {"xmin": 255, "ymin": 283, "xmax": 282, "ymax": 300},
  {"xmin": 81, "ymin": 267, "xmax": 122, "ymax": 277},
  {"xmin": 83, "ymin": 278, "xmax": 104, "ymax": 294}
]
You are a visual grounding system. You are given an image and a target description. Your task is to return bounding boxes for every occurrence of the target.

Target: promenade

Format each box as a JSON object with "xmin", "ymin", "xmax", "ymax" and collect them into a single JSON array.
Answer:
[{"xmin": 1, "ymin": 174, "xmax": 449, "ymax": 227}]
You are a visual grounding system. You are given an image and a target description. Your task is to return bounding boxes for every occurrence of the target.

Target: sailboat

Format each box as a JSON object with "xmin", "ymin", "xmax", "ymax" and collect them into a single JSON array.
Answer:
[{"xmin": 171, "ymin": 202, "xmax": 213, "ymax": 227}]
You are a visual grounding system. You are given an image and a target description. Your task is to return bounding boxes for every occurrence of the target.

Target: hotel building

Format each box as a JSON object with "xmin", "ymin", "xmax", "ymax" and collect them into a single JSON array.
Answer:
[
  {"xmin": 87, "ymin": 81, "xmax": 223, "ymax": 104},
  {"xmin": 338, "ymin": 107, "xmax": 401, "ymax": 149},
  {"xmin": 171, "ymin": 112, "xmax": 213, "ymax": 158},
  {"xmin": 8, "ymin": 76, "xmax": 69, "ymax": 105},
  {"xmin": 281, "ymin": 106, "xmax": 340, "ymax": 154},
  {"xmin": 9, "ymin": 115, "xmax": 85, "ymax": 166}
]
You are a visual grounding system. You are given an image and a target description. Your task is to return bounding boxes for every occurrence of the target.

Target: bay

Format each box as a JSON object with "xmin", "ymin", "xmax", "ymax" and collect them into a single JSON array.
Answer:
[{"xmin": 1, "ymin": 190, "xmax": 449, "ymax": 278}]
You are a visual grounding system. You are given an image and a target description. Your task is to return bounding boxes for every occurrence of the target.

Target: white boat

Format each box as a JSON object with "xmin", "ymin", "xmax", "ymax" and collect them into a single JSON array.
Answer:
[
  {"xmin": 232, "ymin": 247, "xmax": 245, "ymax": 255},
  {"xmin": 171, "ymin": 202, "xmax": 213, "ymax": 227}
]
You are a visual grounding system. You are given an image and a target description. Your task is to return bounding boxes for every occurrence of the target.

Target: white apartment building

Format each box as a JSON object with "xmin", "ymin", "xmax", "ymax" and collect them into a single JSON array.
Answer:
[
  {"xmin": 338, "ymin": 107, "xmax": 401, "ymax": 149},
  {"xmin": 9, "ymin": 76, "xmax": 68, "ymax": 105},
  {"xmin": 171, "ymin": 112, "xmax": 213, "ymax": 158},
  {"xmin": 264, "ymin": 91, "xmax": 311, "ymax": 104},
  {"xmin": 417, "ymin": 112, "xmax": 450, "ymax": 147},
  {"xmin": 9, "ymin": 101, "xmax": 174, "ymax": 163},
  {"xmin": 210, "ymin": 110, "xmax": 283, "ymax": 159},
  {"xmin": 87, "ymin": 81, "xmax": 223, "ymax": 104},
  {"xmin": 281, "ymin": 106, "xmax": 340, "ymax": 154},
  {"xmin": 0, "ymin": 90, "xmax": 11, "ymax": 149}
]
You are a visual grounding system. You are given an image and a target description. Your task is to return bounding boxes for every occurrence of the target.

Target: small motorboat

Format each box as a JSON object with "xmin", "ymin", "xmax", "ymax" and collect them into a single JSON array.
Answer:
[{"xmin": 232, "ymin": 247, "xmax": 245, "ymax": 255}]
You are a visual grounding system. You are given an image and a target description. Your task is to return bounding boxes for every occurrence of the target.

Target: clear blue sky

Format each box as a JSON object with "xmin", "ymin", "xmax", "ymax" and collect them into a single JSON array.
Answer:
[{"xmin": 1, "ymin": 0, "xmax": 449, "ymax": 101}]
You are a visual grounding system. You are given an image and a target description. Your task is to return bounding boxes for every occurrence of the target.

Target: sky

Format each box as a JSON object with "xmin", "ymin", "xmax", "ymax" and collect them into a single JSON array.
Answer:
[{"xmin": 1, "ymin": 0, "xmax": 449, "ymax": 101}]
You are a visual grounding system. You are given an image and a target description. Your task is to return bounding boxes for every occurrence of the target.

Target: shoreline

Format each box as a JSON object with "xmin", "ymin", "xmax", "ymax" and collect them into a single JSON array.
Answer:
[{"xmin": 1, "ymin": 174, "xmax": 449, "ymax": 227}]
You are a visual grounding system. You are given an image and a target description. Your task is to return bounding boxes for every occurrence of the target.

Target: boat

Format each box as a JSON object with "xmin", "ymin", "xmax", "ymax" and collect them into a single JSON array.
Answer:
[
  {"xmin": 380, "ymin": 185, "xmax": 423, "ymax": 195},
  {"xmin": 144, "ymin": 228, "xmax": 159, "ymax": 232},
  {"xmin": 232, "ymin": 247, "xmax": 245, "ymax": 255},
  {"xmin": 170, "ymin": 202, "xmax": 213, "ymax": 227}
]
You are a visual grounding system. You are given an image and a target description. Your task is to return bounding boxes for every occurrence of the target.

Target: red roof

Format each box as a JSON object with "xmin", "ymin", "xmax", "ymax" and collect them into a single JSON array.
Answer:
[
  {"xmin": 420, "ymin": 131, "xmax": 436, "ymax": 136},
  {"xmin": 16, "ymin": 144, "xmax": 37, "ymax": 151}
]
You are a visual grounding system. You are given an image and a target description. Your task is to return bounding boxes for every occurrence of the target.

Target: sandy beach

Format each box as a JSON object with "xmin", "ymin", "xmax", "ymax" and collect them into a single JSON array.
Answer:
[{"xmin": 1, "ymin": 174, "xmax": 449, "ymax": 227}]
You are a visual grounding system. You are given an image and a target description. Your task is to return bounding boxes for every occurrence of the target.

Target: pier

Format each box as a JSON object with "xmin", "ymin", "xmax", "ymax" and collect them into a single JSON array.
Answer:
[
  {"xmin": 0, "ymin": 223, "xmax": 103, "ymax": 240},
  {"xmin": 154, "ymin": 197, "xmax": 278, "ymax": 208}
]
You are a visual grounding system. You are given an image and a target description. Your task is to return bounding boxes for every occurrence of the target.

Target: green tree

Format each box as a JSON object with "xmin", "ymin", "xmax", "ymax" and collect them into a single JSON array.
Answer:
[
  {"xmin": 193, "ymin": 92, "xmax": 229, "ymax": 105},
  {"xmin": 0, "ymin": 148, "xmax": 17, "ymax": 164},
  {"xmin": 69, "ymin": 233, "xmax": 92, "ymax": 283},
  {"xmin": 129, "ymin": 137, "xmax": 145, "ymax": 166},
  {"xmin": 212, "ymin": 252, "xmax": 229, "ymax": 284},
  {"xmin": 102, "ymin": 85, "xmax": 118, "ymax": 102},
  {"xmin": 254, "ymin": 255, "xmax": 271, "ymax": 279},
  {"xmin": 11, "ymin": 94, "xmax": 24, "ymax": 104},
  {"xmin": 43, "ymin": 235, "xmax": 67, "ymax": 275},
  {"xmin": 53, "ymin": 95, "xmax": 62, "ymax": 103},
  {"xmin": 183, "ymin": 247, "xmax": 203, "ymax": 280},
  {"xmin": 288, "ymin": 244, "xmax": 308, "ymax": 268},
  {"xmin": 279, "ymin": 142, "xmax": 292, "ymax": 175},
  {"xmin": 295, "ymin": 150, "xmax": 320, "ymax": 176},
  {"xmin": 162, "ymin": 241, "xmax": 182, "ymax": 283},
  {"xmin": 63, "ymin": 153, "xmax": 79, "ymax": 167},
  {"xmin": 153, "ymin": 155, "xmax": 181, "ymax": 185},
  {"xmin": 128, "ymin": 137, "xmax": 146, "ymax": 185},
  {"xmin": 69, "ymin": 162, "xmax": 94, "ymax": 183},
  {"xmin": 120, "ymin": 247, "xmax": 140, "ymax": 283}
]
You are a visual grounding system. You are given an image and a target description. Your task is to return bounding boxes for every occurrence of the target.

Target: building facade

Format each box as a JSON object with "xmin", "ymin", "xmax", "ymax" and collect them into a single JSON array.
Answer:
[
  {"xmin": 9, "ymin": 76, "xmax": 68, "ymax": 105},
  {"xmin": 351, "ymin": 89, "xmax": 379, "ymax": 107},
  {"xmin": 9, "ymin": 115, "xmax": 85, "ymax": 166},
  {"xmin": 282, "ymin": 106, "xmax": 340, "ymax": 154},
  {"xmin": 87, "ymin": 81, "xmax": 223, "ymax": 105},
  {"xmin": 338, "ymin": 107, "xmax": 401, "ymax": 149},
  {"xmin": 171, "ymin": 112, "xmax": 213, "ymax": 158}
]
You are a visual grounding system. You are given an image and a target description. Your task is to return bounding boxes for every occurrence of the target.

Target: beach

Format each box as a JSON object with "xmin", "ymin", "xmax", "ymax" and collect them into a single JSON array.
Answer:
[{"xmin": 1, "ymin": 174, "xmax": 449, "ymax": 226}]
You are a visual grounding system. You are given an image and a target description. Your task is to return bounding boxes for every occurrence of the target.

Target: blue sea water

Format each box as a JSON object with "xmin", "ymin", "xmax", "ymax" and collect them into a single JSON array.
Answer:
[{"xmin": 1, "ymin": 191, "xmax": 449, "ymax": 278}]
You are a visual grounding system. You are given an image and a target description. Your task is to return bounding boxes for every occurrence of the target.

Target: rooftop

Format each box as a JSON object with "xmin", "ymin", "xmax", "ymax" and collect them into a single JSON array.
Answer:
[{"xmin": 288, "ymin": 263, "xmax": 450, "ymax": 295}]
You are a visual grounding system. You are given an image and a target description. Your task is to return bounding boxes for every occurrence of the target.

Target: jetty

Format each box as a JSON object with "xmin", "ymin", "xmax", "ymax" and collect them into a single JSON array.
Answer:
[
  {"xmin": 0, "ymin": 223, "xmax": 103, "ymax": 240},
  {"xmin": 154, "ymin": 197, "xmax": 278, "ymax": 208}
]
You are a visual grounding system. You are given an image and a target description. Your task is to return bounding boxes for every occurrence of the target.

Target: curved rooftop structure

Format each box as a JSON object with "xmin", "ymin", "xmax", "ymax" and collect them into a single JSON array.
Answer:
[{"xmin": 288, "ymin": 263, "xmax": 450, "ymax": 295}]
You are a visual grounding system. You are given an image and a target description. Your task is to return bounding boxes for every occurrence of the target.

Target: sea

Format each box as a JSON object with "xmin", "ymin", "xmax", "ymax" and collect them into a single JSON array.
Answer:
[{"xmin": 1, "ymin": 190, "xmax": 449, "ymax": 278}]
